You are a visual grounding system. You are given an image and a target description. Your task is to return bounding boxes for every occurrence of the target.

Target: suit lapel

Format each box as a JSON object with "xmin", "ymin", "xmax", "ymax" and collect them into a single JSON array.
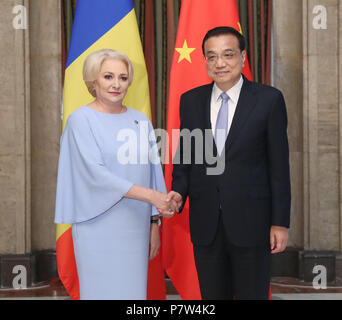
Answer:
[
  {"xmin": 203, "ymin": 83, "xmax": 214, "ymax": 131},
  {"xmin": 225, "ymin": 77, "xmax": 257, "ymax": 154},
  {"xmin": 202, "ymin": 83, "xmax": 218, "ymax": 156}
]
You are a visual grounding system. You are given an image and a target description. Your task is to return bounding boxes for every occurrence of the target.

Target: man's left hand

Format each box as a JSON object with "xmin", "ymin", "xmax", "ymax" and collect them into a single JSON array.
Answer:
[{"xmin": 270, "ymin": 226, "xmax": 288, "ymax": 254}]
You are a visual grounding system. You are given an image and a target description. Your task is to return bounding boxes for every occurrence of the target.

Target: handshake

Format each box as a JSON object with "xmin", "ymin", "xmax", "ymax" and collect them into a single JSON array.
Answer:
[{"xmin": 152, "ymin": 190, "xmax": 183, "ymax": 218}]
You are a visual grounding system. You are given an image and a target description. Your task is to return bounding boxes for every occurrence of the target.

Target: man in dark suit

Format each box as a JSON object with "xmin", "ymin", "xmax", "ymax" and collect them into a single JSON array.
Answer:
[{"xmin": 167, "ymin": 26, "xmax": 291, "ymax": 300}]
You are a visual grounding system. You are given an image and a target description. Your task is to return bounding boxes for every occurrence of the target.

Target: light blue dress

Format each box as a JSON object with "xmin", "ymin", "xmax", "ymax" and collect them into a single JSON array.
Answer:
[{"xmin": 54, "ymin": 106, "xmax": 166, "ymax": 300}]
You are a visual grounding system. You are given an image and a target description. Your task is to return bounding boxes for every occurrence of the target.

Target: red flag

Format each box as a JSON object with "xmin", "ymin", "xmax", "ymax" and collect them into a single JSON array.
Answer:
[
  {"xmin": 162, "ymin": 0, "xmax": 253, "ymax": 300},
  {"xmin": 56, "ymin": 227, "xmax": 80, "ymax": 300}
]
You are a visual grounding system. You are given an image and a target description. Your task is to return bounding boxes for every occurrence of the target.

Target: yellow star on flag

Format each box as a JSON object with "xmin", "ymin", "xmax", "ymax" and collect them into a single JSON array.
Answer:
[{"xmin": 175, "ymin": 40, "xmax": 196, "ymax": 63}]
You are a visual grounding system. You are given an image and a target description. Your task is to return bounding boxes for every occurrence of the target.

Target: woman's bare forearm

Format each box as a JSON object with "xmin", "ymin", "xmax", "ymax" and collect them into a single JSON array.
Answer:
[
  {"xmin": 125, "ymin": 184, "xmax": 175, "ymax": 218},
  {"xmin": 125, "ymin": 184, "xmax": 154, "ymax": 204}
]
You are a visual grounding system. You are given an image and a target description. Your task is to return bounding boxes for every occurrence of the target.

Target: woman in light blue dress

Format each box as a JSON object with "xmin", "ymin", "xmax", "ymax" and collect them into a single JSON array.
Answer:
[{"xmin": 54, "ymin": 49, "xmax": 175, "ymax": 300}]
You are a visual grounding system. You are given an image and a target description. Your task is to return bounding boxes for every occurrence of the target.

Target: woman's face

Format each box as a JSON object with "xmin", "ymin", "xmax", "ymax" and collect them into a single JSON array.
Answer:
[{"xmin": 93, "ymin": 58, "xmax": 130, "ymax": 105}]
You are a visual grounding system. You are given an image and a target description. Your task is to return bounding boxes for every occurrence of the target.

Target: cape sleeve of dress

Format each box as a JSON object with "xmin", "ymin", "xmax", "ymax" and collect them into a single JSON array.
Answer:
[
  {"xmin": 54, "ymin": 111, "xmax": 134, "ymax": 224},
  {"xmin": 148, "ymin": 119, "xmax": 167, "ymax": 217}
]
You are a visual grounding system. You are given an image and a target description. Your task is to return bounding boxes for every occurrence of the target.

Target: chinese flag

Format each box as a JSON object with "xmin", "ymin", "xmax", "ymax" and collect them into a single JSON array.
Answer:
[{"xmin": 162, "ymin": 0, "xmax": 254, "ymax": 300}]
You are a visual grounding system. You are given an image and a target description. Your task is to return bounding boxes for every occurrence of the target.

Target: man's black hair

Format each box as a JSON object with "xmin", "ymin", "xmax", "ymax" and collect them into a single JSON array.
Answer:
[{"xmin": 202, "ymin": 26, "xmax": 246, "ymax": 55}]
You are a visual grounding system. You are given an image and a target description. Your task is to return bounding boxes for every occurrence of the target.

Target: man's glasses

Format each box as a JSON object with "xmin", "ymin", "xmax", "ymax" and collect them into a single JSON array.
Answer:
[{"xmin": 205, "ymin": 50, "xmax": 240, "ymax": 64}]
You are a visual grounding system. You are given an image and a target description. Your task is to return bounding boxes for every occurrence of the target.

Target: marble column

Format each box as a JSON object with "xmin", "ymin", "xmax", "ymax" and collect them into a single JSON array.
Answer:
[
  {"xmin": 303, "ymin": 0, "xmax": 341, "ymax": 251},
  {"xmin": 29, "ymin": 0, "xmax": 62, "ymax": 252},
  {"xmin": 273, "ymin": 0, "xmax": 342, "ymax": 281},
  {"xmin": 274, "ymin": 0, "xmax": 342, "ymax": 251},
  {"xmin": 273, "ymin": 0, "xmax": 304, "ymax": 249},
  {"xmin": 0, "ymin": 0, "xmax": 31, "ymax": 255},
  {"xmin": 0, "ymin": 0, "xmax": 62, "ymax": 287}
]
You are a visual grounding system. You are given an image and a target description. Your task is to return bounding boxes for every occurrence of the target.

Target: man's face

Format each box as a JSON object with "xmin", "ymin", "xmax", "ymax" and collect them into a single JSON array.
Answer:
[{"xmin": 204, "ymin": 34, "xmax": 246, "ymax": 91}]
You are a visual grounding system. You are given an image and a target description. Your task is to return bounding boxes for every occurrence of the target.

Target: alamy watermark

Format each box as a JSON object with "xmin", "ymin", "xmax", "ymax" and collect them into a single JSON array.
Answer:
[
  {"xmin": 12, "ymin": 265, "xmax": 27, "ymax": 289},
  {"xmin": 9, "ymin": 264, "xmax": 330, "ymax": 290},
  {"xmin": 312, "ymin": 5, "xmax": 327, "ymax": 30},
  {"xmin": 312, "ymin": 265, "xmax": 327, "ymax": 290},
  {"xmin": 115, "ymin": 121, "xmax": 226, "ymax": 175},
  {"xmin": 11, "ymin": 4, "xmax": 327, "ymax": 31},
  {"xmin": 12, "ymin": 5, "xmax": 27, "ymax": 30}
]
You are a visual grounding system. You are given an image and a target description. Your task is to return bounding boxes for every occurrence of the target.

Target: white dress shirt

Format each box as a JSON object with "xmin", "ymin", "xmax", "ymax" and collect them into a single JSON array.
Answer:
[{"xmin": 210, "ymin": 76, "xmax": 244, "ymax": 137}]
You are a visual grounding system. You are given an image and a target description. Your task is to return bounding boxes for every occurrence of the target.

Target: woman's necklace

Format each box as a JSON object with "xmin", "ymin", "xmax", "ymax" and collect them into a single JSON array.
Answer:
[{"xmin": 94, "ymin": 101, "xmax": 125, "ymax": 114}]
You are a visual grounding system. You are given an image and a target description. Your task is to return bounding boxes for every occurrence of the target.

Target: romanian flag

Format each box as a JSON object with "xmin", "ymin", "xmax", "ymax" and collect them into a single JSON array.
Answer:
[
  {"xmin": 162, "ymin": 0, "xmax": 253, "ymax": 300},
  {"xmin": 56, "ymin": 0, "xmax": 166, "ymax": 300}
]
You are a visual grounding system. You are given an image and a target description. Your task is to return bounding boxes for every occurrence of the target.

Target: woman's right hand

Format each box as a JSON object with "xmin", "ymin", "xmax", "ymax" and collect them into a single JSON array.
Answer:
[
  {"xmin": 150, "ymin": 190, "xmax": 176, "ymax": 218},
  {"xmin": 125, "ymin": 185, "xmax": 177, "ymax": 218}
]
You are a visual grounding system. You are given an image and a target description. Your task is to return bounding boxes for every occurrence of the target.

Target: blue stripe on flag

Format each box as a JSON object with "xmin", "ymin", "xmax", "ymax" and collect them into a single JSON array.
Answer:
[{"xmin": 66, "ymin": 0, "xmax": 134, "ymax": 68}]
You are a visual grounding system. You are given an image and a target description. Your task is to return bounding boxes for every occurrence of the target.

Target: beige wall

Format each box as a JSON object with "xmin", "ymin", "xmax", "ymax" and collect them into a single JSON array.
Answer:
[
  {"xmin": 273, "ymin": 0, "xmax": 342, "ymax": 251},
  {"xmin": 29, "ymin": 0, "xmax": 62, "ymax": 251},
  {"xmin": 302, "ymin": 0, "xmax": 341, "ymax": 251},
  {"xmin": 273, "ymin": 0, "xmax": 304, "ymax": 249},
  {"xmin": 0, "ymin": 0, "xmax": 31, "ymax": 254},
  {"xmin": 0, "ymin": 0, "xmax": 61, "ymax": 254}
]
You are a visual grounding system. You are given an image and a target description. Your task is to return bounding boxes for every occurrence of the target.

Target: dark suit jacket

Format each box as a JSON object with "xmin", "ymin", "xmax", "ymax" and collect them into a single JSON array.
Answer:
[{"xmin": 172, "ymin": 76, "xmax": 291, "ymax": 247}]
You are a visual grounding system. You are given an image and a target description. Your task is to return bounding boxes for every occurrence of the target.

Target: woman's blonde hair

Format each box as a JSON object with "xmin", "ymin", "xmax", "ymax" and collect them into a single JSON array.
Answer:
[{"xmin": 83, "ymin": 49, "xmax": 134, "ymax": 97}]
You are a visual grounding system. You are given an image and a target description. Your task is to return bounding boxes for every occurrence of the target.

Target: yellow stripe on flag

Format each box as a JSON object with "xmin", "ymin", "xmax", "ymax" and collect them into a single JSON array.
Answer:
[
  {"xmin": 56, "ymin": 224, "xmax": 71, "ymax": 241},
  {"xmin": 62, "ymin": 10, "xmax": 151, "ymax": 130}
]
